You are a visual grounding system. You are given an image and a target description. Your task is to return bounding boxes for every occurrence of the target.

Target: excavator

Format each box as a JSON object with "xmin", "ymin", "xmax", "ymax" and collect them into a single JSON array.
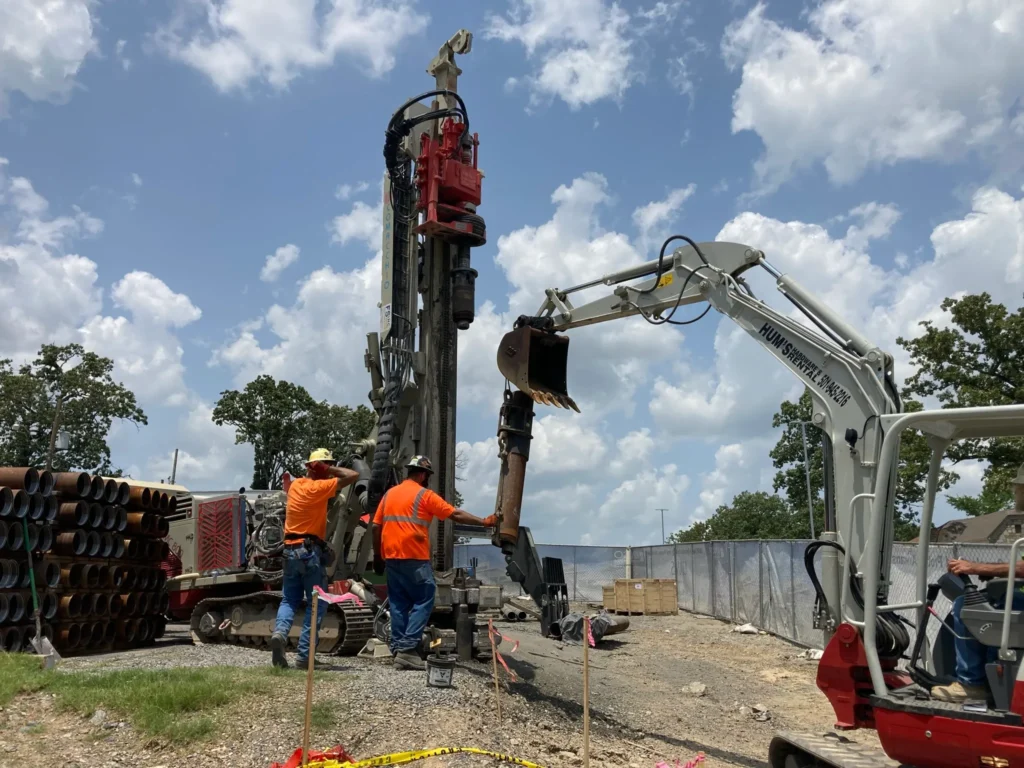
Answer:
[{"xmin": 492, "ymin": 236, "xmax": 1024, "ymax": 767}]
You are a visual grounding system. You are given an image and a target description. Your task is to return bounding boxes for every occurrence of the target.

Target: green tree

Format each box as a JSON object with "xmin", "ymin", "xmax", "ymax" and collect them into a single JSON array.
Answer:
[
  {"xmin": 769, "ymin": 389, "xmax": 934, "ymax": 540},
  {"xmin": 669, "ymin": 491, "xmax": 803, "ymax": 542},
  {"xmin": 212, "ymin": 375, "xmax": 375, "ymax": 490},
  {"xmin": 0, "ymin": 343, "xmax": 146, "ymax": 473},
  {"xmin": 898, "ymin": 292, "xmax": 1024, "ymax": 516}
]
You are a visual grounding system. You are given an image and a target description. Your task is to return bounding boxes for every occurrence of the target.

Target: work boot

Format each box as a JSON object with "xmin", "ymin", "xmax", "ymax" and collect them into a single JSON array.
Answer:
[
  {"xmin": 394, "ymin": 650, "xmax": 426, "ymax": 671},
  {"xmin": 931, "ymin": 681, "xmax": 988, "ymax": 702},
  {"xmin": 270, "ymin": 633, "xmax": 289, "ymax": 669}
]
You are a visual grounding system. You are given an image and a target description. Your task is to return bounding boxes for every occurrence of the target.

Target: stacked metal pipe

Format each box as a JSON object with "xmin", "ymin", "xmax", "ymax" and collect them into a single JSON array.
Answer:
[{"xmin": 0, "ymin": 468, "xmax": 169, "ymax": 655}]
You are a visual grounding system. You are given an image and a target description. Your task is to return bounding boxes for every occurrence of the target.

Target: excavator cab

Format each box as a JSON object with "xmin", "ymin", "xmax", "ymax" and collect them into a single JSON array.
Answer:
[{"xmin": 496, "ymin": 325, "xmax": 578, "ymax": 411}]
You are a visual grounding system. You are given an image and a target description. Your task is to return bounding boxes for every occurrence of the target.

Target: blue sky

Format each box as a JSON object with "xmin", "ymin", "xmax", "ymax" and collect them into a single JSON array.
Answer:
[{"xmin": 1, "ymin": 0, "xmax": 1022, "ymax": 545}]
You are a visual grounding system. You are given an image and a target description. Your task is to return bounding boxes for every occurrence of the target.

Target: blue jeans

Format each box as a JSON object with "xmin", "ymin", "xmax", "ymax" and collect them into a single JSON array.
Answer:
[
  {"xmin": 273, "ymin": 543, "xmax": 326, "ymax": 660},
  {"xmin": 386, "ymin": 559, "xmax": 435, "ymax": 654},
  {"xmin": 953, "ymin": 591, "xmax": 1024, "ymax": 686}
]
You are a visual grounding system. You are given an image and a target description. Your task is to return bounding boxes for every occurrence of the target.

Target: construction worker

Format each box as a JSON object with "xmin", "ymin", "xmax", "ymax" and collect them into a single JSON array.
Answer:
[
  {"xmin": 372, "ymin": 455, "xmax": 496, "ymax": 670},
  {"xmin": 270, "ymin": 449, "xmax": 359, "ymax": 669}
]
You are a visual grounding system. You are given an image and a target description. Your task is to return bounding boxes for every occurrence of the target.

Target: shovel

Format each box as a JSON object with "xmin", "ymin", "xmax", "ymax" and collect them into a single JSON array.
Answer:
[{"xmin": 21, "ymin": 517, "xmax": 60, "ymax": 669}]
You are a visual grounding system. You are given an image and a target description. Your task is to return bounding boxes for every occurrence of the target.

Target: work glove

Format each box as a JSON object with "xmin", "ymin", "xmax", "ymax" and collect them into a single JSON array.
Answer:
[
  {"xmin": 482, "ymin": 514, "xmax": 498, "ymax": 527},
  {"xmin": 373, "ymin": 556, "xmax": 386, "ymax": 575}
]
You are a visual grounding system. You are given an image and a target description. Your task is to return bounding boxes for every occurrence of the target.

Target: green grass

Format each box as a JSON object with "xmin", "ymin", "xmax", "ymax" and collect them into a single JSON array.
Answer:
[
  {"xmin": 308, "ymin": 701, "xmax": 338, "ymax": 732},
  {"xmin": 0, "ymin": 654, "xmax": 293, "ymax": 743}
]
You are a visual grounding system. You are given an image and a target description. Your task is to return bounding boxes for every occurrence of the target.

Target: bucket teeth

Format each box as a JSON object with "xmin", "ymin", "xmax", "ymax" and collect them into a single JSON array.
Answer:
[{"xmin": 562, "ymin": 396, "xmax": 581, "ymax": 413}]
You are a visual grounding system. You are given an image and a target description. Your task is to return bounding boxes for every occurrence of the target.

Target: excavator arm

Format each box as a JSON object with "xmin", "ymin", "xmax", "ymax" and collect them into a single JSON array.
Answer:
[{"xmin": 493, "ymin": 238, "xmax": 902, "ymax": 642}]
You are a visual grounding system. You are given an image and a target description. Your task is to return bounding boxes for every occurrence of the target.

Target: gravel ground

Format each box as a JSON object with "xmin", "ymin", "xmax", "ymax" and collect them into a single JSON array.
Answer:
[{"xmin": 0, "ymin": 611, "xmax": 890, "ymax": 768}]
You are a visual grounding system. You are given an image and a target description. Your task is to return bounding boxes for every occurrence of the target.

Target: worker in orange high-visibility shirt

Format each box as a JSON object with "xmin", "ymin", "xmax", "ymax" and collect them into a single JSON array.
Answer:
[
  {"xmin": 372, "ymin": 455, "xmax": 496, "ymax": 670},
  {"xmin": 270, "ymin": 449, "xmax": 359, "ymax": 669}
]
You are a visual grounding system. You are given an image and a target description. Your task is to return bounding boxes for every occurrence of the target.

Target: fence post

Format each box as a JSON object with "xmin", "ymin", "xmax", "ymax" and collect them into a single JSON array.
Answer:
[
  {"xmin": 572, "ymin": 547, "xmax": 578, "ymax": 601},
  {"xmin": 711, "ymin": 542, "xmax": 718, "ymax": 618},
  {"xmin": 625, "ymin": 546, "xmax": 632, "ymax": 579},
  {"xmin": 691, "ymin": 544, "xmax": 696, "ymax": 611},
  {"xmin": 758, "ymin": 541, "xmax": 764, "ymax": 628},
  {"xmin": 730, "ymin": 541, "xmax": 737, "ymax": 622},
  {"xmin": 790, "ymin": 541, "xmax": 798, "ymax": 641}
]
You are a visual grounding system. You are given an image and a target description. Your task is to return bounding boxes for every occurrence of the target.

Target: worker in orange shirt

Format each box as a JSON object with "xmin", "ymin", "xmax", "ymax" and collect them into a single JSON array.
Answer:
[
  {"xmin": 270, "ymin": 449, "xmax": 359, "ymax": 669},
  {"xmin": 372, "ymin": 455, "xmax": 496, "ymax": 670}
]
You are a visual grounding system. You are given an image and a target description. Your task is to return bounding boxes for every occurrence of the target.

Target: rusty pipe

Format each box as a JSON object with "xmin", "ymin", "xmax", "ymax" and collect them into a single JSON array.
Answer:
[
  {"xmin": 80, "ymin": 593, "xmax": 98, "ymax": 617},
  {"xmin": 60, "ymin": 593, "xmax": 83, "ymax": 619},
  {"xmin": 136, "ymin": 569, "xmax": 151, "ymax": 590},
  {"xmin": 17, "ymin": 560, "xmax": 30, "ymax": 588},
  {"xmin": 6, "ymin": 521, "xmax": 23, "ymax": 552},
  {"xmin": 0, "ymin": 593, "xmax": 8, "ymax": 623},
  {"xmin": 167, "ymin": 495, "xmax": 178, "ymax": 514},
  {"xmin": 0, "ymin": 486, "xmax": 12, "ymax": 517},
  {"xmin": 96, "ymin": 565, "xmax": 110, "ymax": 587},
  {"xmin": 109, "ymin": 594, "xmax": 124, "ymax": 617},
  {"xmin": 120, "ymin": 567, "xmax": 137, "ymax": 590},
  {"xmin": 156, "ymin": 516, "xmax": 169, "ymax": 538},
  {"xmin": 10, "ymin": 489, "xmax": 29, "ymax": 519},
  {"xmin": 6, "ymin": 592, "xmax": 25, "ymax": 622},
  {"xmin": 146, "ymin": 540, "xmax": 159, "ymax": 560},
  {"xmin": 99, "ymin": 533, "xmax": 115, "ymax": 558},
  {"xmin": 137, "ymin": 618, "xmax": 152, "ymax": 643},
  {"xmin": 37, "ymin": 523, "xmax": 53, "ymax": 553},
  {"xmin": 112, "ymin": 536, "xmax": 125, "ymax": 558},
  {"xmin": 88, "ymin": 475, "xmax": 105, "ymax": 500},
  {"xmin": 114, "ymin": 481, "xmax": 130, "ymax": 506},
  {"xmin": 55, "ymin": 529, "xmax": 86, "ymax": 556},
  {"xmin": 0, "ymin": 558, "xmax": 19, "ymax": 589},
  {"xmin": 28, "ymin": 493, "xmax": 46, "ymax": 521},
  {"xmin": 123, "ymin": 537, "xmax": 140, "ymax": 559},
  {"xmin": 41, "ymin": 591, "xmax": 58, "ymax": 620},
  {"xmin": 52, "ymin": 471, "xmax": 92, "ymax": 497},
  {"xmin": 0, "ymin": 467, "xmax": 39, "ymax": 493},
  {"xmin": 43, "ymin": 495, "xmax": 58, "ymax": 522},
  {"xmin": 120, "ymin": 593, "xmax": 138, "ymax": 616},
  {"xmin": 116, "ymin": 506, "xmax": 127, "ymax": 533},
  {"xmin": 494, "ymin": 390, "xmax": 536, "ymax": 552},
  {"xmin": 154, "ymin": 568, "xmax": 167, "ymax": 590},
  {"xmin": 102, "ymin": 505, "xmax": 119, "ymax": 531},
  {"xmin": 108, "ymin": 566, "xmax": 124, "ymax": 589},
  {"xmin": 90, "ymin": 621, "xmax": 106, "ymax": 646},
  {"xmin": 158, "ymin": 592, "xmax": 170, "ymax": 615},
  {"xmin": 22, "ymin": 523, "xmax": 39, "ymax": 551},
  {"xmin": 82, "ymin": 563, "xmax": 100, "ymax": 589},
  {"xmin": 37, "ymin": 560, "xmax": 60, "ymax": 588},
  {"xmin": 103, "ymin": 621, "xmax": 116, "ymax": 644},
  {"xmin": 124, "ymin": 512, "xmax": 153, "ymax": 535},
  {"xmin": 0, "ymin": 519, "xmax": 6, "ymax": 549},
  {"xmin": 87, "ymin": 502, "xmax": 104, "ymax": 528},
  {"xmin": 61, "ymin": 562, "xmax": 85, "ymax": 588},
  {"xmin": 126, "ymin": 484, "xmax": 152, "ymax": 509},
  {"xmin": 100, "ymin": 478, "xmax": 118, "ymax": 504},
  {"xmin": 115, "ymin": 619, "xmax": 136, "ymax": 643},
  {"xmin": 57, "ymin": 501, "xmax": 89, "ymax": 527},
  {"xmin": 58, "ymin": 623, "xmax": 82, "ymax": 650},
  {"xmin": 37, "ymin": 469, "xmax": 54, "ymax": 496},
  {"xmin": 85, "ymin": 529, "xmax": 101, "ymax": 556},
  {"xmin": 153, "ymin": 616, "xmax": 167, "ymax": 639},
  {"xmin": 1, "ymin": 626, "xmax": 24, "ymax": 652},
  {"xmin": 93, "ymin": 593, "xmax": 110, "ymax": 617},
  {"xmin": 158, "ymin": 491, "xmax": 170, "ymax": 512}
]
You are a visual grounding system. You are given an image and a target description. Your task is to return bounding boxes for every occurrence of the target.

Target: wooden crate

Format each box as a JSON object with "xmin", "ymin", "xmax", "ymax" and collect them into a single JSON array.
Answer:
[{"xmin": 606, "ymin": 578, "xmax": 678, "ymax": 615}]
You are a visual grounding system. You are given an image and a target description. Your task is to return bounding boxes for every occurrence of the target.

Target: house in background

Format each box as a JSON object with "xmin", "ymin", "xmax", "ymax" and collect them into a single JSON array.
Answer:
[{"xmin": 919, "ymin": 465, "xmax": 1024, "ymax": 544}]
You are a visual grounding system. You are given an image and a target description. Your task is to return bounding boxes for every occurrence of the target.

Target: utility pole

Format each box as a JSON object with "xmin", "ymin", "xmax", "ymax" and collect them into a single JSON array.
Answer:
[
  {"xmin": 171, "ymin": 449, "xmax": 179, "ymax": 485},
  {"xmin": 46, "ymin": 394, "xmax": 64, "ymax": 471},
  {"xmin": 656, "ymin": 508, "xmax": 668, "ymax": 543}
]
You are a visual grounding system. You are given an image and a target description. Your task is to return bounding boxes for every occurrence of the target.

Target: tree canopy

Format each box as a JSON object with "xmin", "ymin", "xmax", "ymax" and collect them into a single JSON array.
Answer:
[
  {"xmin": 898, "ymin": 292, "xmax": 1024, "ymax": 517},
  {"xmin": 0, "ymin": 343, "xmax": 146, "ymax": 473},
  {"xmin": 668, "ymin": 491, "xmax": 803, "ymax": 542},
  {"xmin": 212, "ymin": 375, "xmax": 376, "ymax": 490}
]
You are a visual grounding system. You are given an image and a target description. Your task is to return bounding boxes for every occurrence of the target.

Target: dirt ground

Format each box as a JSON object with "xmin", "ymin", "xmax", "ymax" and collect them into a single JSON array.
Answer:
[{"xmin": 0, "ymin": 610, "xmax": 887, "ymax": 768}]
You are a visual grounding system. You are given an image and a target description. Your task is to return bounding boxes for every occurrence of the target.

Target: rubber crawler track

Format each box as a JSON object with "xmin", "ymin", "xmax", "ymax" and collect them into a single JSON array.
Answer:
[{"xmin": 189, "ymin": 591, "xmax": 375, "ymax": 655}]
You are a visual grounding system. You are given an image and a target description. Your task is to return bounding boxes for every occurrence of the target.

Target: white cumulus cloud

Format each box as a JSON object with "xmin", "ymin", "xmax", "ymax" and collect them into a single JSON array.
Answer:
[
  {"xmin": 156, "ymin": 0, "xmax": 429, "ymax": 92},
  {"xmin": 723, "ymin": 0, "xmax": 1024, "ymax": 191},
  {"xmin": 260, "ymin": 243, "xmax": 301, "ymax": 283},
  {"xmin": 0, "ymin": 0, "xmax": 97, "ymax": 116}
]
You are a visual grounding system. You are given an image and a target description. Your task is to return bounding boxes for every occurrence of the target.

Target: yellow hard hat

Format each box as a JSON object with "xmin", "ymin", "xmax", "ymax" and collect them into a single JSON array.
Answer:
[{"xmin": 306, "ymin": 448, "xmax": 335, "ymax": 464}]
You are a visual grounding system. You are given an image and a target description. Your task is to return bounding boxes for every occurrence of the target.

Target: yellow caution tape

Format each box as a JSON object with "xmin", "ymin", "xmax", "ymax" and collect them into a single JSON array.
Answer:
[{"xmin": 305, "ymin": 747, "xmax": 546, "ymax": 768}]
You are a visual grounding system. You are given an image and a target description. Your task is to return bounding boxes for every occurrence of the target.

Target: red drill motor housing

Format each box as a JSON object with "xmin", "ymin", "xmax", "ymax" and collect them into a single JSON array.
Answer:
[{"xmin": 414, "ymin": 117, "xmax": 485, "ymax": 330}]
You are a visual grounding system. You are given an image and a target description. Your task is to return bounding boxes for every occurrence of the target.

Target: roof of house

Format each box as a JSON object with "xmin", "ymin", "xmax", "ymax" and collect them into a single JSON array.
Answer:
[{"xmin": 917, "ymin": 508, "xmax": 1023, "ymax": 543}]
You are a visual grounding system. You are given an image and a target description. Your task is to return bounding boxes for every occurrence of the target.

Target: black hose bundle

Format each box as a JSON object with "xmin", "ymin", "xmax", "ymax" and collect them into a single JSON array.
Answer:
[{"xmin": 804, "ymin": 540, "xmax": 911, "ymax": 660}]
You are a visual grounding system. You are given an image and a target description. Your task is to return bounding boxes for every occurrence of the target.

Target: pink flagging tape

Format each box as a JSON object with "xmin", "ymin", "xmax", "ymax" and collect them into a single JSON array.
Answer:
[
  {"xmin": 488, "ymin": 621, "xmax": 519, "ymax": 682},
  {"xmin": 314, "ymin": 585, "xmax": 364, "ymax": 607},
  {"xmin": 656, "ymin": 754, "xmax": 705, "ymax": 768}
]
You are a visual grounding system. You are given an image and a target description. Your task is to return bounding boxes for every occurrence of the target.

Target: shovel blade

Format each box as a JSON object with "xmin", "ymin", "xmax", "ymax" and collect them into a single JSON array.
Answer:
[
  {"xmin": 30, "ymin": 636, "xmax": 61, "ymax": 669},
  {"xmin": 497, "ymin": 327, "xmax": 572, "ymax": 406}
]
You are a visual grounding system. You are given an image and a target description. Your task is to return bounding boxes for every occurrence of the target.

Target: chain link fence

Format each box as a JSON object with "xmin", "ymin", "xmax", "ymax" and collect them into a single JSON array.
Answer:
[{"xmin": 455, "ymin": 540, "xmax": 1016, "ymax": 648}]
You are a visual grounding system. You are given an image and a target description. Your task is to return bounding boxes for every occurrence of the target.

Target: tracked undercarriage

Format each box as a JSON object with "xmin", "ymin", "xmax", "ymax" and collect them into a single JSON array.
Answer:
[{"xmin": 188, "ymin": 590, "xmax": 375, "ymax": 654}]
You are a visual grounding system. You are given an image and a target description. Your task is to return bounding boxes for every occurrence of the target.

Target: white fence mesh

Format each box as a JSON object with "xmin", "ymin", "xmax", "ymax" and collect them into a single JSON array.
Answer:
[{"xmin": 455, "ymin": 540, "xmax": 1016, "ymax": 648}]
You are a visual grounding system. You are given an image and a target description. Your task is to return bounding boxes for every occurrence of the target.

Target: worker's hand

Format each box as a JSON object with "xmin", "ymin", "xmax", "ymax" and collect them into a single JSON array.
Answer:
[
  {"xmin": 948, "ymin": 558, "xmax": 976, "ymax": 576},
  {"xmin": 373, "ymin": 556, "xmax": 386, "ymax": 575},
  {"xmin": 482, "ymin": 514, "xmax": 498, "ymax": 527}
]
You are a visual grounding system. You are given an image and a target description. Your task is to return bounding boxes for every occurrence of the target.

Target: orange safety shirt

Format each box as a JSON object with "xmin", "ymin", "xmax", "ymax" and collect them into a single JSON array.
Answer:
[
  {"xmin": 373, "ymin": 479, "xmax": 455, "ymax": 561},
  {"xmin": 284, "ymin": 477, "xmax": 339, "ymax": 541}
]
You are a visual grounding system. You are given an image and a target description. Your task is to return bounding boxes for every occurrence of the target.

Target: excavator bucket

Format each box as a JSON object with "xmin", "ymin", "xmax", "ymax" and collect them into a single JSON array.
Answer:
[{"xmin": 496, "ymin": 327, "xmax": 579, "ymax": 411}]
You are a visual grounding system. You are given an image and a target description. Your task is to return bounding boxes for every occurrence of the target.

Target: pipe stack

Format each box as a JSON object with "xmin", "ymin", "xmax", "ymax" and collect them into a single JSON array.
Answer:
[
  {"xmin": 0, "ymin": 469, "xmax": 169, "ymax": 656},
  {"xmin": 0, "ymin": 468, "xmax": 57, "ymax": 653}
]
